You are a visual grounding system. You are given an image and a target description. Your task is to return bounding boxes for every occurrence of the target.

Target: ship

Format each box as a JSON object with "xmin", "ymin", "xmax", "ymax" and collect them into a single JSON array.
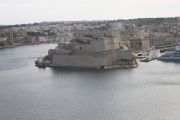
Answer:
[
  {"xmin": 157, "ymin": 45, "xmax": 180, "ymax": 61},
  {"xmin": 35, "ymin": 30, "xmax": 138, "ymax": 69}
]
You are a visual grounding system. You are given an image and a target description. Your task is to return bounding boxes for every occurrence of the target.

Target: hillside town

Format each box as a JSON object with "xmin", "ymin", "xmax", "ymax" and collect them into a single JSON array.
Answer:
[{"xmin": 0, "ymin": 17, "xmax": 180, "ymax": 51}]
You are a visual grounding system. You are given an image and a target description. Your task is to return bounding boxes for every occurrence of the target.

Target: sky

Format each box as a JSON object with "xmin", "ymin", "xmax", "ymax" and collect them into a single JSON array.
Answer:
[{"xmin": 0, "ymin": 0, "xmax": 180, "ymax": 25}]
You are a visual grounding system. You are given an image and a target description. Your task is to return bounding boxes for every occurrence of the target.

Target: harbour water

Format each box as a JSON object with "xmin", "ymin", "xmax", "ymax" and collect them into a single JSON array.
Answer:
[{"xmin": 0, "ymin": 44, "xmax": 180, "ymax": 120}]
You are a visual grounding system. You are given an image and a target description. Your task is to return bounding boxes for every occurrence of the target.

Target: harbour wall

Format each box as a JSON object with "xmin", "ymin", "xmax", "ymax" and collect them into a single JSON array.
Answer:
[{"xmin": 52, "ymin": 50, "xmax": 133, "ymax": 68}]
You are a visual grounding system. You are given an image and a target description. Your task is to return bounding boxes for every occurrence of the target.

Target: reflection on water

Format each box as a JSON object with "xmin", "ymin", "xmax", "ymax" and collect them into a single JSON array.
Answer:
[
  {"xmin": 0, "ymin": 44, "xmax": 180, "ymax": 120},
  {"xmin": 50, "ymin": 67, "xmax": 132, "ymax": 76},
  {"xmin": 154, "ymin": 81, "xmax": 180, "ymax": 86}
]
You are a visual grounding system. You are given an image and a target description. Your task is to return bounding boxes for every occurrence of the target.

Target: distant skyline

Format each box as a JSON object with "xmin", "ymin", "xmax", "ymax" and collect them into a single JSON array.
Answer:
[{"xmin": 0, "ymin": 0, "xmax": 180, "ymax": 25}]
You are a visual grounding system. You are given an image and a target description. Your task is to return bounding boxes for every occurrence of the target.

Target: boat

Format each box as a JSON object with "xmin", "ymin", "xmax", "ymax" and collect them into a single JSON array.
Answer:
[{"xmin": 158, "ymin": 45, "xmax": 180, "ymax": 61}]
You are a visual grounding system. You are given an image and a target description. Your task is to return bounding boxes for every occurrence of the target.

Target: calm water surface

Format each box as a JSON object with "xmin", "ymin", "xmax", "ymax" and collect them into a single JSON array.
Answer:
[{"xmin": 0, "ymin": 44, "xmax": 180, "ymax": 120}]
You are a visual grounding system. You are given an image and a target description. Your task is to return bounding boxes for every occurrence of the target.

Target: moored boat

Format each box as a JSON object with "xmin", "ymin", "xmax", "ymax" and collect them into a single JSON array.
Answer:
[{"xmin": 158, "ymin": 45, "xmax": 180, "ymax": 62}]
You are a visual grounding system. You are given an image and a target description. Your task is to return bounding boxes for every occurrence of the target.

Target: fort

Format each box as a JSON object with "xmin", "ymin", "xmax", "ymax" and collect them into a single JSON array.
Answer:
[{"xmin": 35, "ymin": 29, "xmax": 138, "ymax": 69}]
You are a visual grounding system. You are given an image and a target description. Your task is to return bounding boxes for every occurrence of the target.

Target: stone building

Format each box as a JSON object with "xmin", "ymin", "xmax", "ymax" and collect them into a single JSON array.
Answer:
[
  {"xmin": 0, "ymin": 37, "xmax": 8, "ymax": 46},
  {"xmin": 44, "ymin": 29, "xmax": 138, "ymax": 69},
  {"xmin": 129, "ymin": 30, "xmax": 150, "ymax": 51},
  {"xmin": 130, "ymin": 38, "xmax": 150, "ymax": 51}
]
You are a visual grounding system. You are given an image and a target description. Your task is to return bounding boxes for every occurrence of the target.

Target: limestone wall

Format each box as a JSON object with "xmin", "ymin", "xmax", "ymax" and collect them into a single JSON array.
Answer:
[
  {"xmin": 116, "ymin": 50, "xmax": 133, "ymax": 60},
  {"xmin": 52, "ymin": 50, "xmax": 133, "ymax": 68},
  {"xmin": 71, "ymin": 37, "xmax": 120, "ymax": 53}
]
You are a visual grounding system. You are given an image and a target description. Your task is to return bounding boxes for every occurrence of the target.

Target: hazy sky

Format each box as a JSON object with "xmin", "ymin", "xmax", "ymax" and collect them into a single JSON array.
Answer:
[{"xmin": 0, "ymin": 0, "xmax": 180, "ymax": 25}]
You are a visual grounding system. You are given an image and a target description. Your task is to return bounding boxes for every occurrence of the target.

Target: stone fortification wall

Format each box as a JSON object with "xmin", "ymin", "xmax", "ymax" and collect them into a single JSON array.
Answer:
[
  {"xmin": 51, "ymin": 50, "xmax": 133, "ymax": 68},
  {"xmin": 74, "ymin": 30, "xmax": 114, "ymax": 39},
  {"xmin": 71, "ymin": 37, "xmax": 120, "ymax": 53}
]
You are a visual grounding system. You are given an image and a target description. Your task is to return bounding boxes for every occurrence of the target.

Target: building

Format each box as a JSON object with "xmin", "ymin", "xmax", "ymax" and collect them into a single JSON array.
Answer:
[{"xmin": 38, "ymin": 29, "xmax": 138, "ymax": 69}]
